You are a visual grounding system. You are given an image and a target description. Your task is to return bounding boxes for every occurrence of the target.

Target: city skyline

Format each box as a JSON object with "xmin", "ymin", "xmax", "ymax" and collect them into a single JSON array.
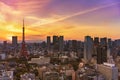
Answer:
[{"xmin": 0, "ymin": 0, "xmax": 120, "ymax": 42}]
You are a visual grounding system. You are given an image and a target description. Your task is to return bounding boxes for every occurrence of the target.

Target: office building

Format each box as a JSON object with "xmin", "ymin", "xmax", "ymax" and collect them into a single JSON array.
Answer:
[
  {"xmin": 3, "ymin": 41, "xmax": 7, "ymax": 49},
  {"xmin": 94, "ymin": 37, "xmax": 99, "ymax": 56},
  {"xmin": 47, "ymin": 36, "xmax": 51, "ymax": 51},
  {"xmin": 97, "ymin": 37, "xmax": 107, "ymax": 64},
  {"xmin": 12, "ymin": 36, "xmax": 18, "ymax": 47},
  {"xmin": 84, "ymin": 36, "xmax": 94, "ymax": 61},
  {"xmin": 72, "ymin": 40, "xmax": 78, "ymax": 52},
  {"xmin": 59, "ymin": 36, "xmax": 64, "ymax": 53},
  {"xmin": 97, "ymin": 45, "xmax": 107, "ymax": 64},
  {"xmin": 53, "ymin": 36, "xmax": 59, "ymax": 45},
  {"xmin": 53, "ymin": 36, "xmax": 59, "ymax": 52},
  {"xmin": 94, "ymin": 37, "xmax": 99, "ymax": 46},
  {"xmin": 107, "ymin": 38, "xmax": 112, "ymax": 57},
  {"xmin": 108, "ymin": 38, "xmax": 112, "ymax": 48},
  {"xmin": 52, "ymin": 35, "xmax": 64, "ymax": 52},
  {"xmin": 100, "ymin": 37, "xmax": 107, "ymax": 46}
]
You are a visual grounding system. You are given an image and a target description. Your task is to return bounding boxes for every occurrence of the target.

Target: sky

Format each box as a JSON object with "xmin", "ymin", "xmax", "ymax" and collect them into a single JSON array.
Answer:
[{"xmin": 0, "ymin": 0, "xmax": 120, "ymax": 42}]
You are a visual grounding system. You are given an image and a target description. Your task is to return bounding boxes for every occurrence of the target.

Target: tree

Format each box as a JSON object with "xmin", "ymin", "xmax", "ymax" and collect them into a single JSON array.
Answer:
[
  {"xmin": 33, "ymin": 69, "xmax": 39, "ymax": 76},
  {"xmin": 69, "ymin": 60, "xmax": 79, "ymax": 80}
]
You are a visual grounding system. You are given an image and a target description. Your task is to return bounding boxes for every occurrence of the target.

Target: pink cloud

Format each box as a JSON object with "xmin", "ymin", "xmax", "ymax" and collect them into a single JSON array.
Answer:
[{"xmin": 11, "ymin": 0, "xmax": 51, "ymax": 15}]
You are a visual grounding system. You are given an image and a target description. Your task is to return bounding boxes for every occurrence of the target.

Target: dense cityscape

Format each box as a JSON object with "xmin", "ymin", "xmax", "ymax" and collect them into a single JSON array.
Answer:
[
  {"xmin": 0, "ymin": 20, "xmax": 119, "ymax": 80},
  {"xmin": 0, "ymin": 0, "xmax": 120, "ymax": 80}
]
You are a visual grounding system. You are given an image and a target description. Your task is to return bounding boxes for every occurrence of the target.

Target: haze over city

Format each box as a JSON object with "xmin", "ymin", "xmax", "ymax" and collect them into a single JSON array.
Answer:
[{"xmin": 0, "ymin": 0, "xmax": 120, "ymax": 42}]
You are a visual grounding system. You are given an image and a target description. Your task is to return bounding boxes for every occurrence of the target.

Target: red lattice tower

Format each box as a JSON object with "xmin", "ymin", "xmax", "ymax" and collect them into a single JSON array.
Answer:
[{"xmin": 20, "ymin": 19, "xmax": 28, "ymax": 58}]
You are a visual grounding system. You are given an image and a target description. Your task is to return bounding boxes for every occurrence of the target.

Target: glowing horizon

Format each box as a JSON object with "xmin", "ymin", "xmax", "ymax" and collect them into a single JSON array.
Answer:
[{"xmin": 0, "ymin": 0, "xmax": 120, "ymax": 42}]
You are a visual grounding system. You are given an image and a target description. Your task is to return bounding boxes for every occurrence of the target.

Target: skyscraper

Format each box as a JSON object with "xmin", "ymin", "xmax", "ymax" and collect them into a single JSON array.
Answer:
[
  {"xmin": 107, "ymin": 38, "xmax": 112, "ymax": 57},
  {"xmin": 84, "ymin": 36, "xmax": 93, "ymax": 61},
  {"xmin": 52, "ymin": 36, "xmax": 59, "ymax": 52},
  {"xmin": 94, "ymin": 37, "xmax": 99, "ymax": 46},
  {"xmin": 71, "ymin": 40, "xmax": 78, "ymax": 52},
  {"xmin": 97, "ymin": 37, "xmax": 107, "ymax": 64},
  {"xmin": 100, "ymin": 37, "xmax": 107, "ymax": 46},
  {"xmin": 108, "ymin": 38, "xmax": 112, "ymax": 48},
  {"xmin": 59, "ymin": 36, "xmax": 64, "ymax": 53},
  {"xmin": 12, "ymin": 36, "xmax": 18, "ymax": 47},
  {"xmin": 47, "ymin": 36, "xmax": 51, "ymax": 51},
  {"xmin": 3, "ymin": 41, "xmax": 7, "ymax": 50},
  {"xmin": 97, "ymin": 46, "xmax": 104, "ymax": 64},
  {"xmin": 53, "ymin": 36, "xmax": 59, "ymax": 45},
  {"xmin": 93, "ymin": 37, "xmax": 99, "ymax": 56}
]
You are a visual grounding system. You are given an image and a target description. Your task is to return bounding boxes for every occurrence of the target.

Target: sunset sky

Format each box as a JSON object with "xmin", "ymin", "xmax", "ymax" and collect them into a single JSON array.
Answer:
[{"xmin": 0, "ymin": 0, "xmax": 120, "ymax": 42}]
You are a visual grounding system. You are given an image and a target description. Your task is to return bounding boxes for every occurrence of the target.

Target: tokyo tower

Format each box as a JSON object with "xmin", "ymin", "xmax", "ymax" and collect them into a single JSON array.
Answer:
[{"xmin": 20, "ymin": 19, "xmax": 28, "ymax": 58}]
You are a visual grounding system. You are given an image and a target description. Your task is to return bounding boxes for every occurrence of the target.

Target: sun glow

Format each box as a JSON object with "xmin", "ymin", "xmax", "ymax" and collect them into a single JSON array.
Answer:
[
  {"xmin": 0, "ymin": 0, "xmax": 119, "ymax": 42},
  {"xmin": 6, "ymin": 34, "xmax": 14, "ymax": 41}
]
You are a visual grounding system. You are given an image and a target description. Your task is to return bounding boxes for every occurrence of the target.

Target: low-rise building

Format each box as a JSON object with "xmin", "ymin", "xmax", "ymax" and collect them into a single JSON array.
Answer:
[
  {"xmin": 97, "ymin": 63, "xmax": 118, "ymax": 80},
  {"xmin": 28, "ymin": 56, "xmax": 50, "ymax": 65}
]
